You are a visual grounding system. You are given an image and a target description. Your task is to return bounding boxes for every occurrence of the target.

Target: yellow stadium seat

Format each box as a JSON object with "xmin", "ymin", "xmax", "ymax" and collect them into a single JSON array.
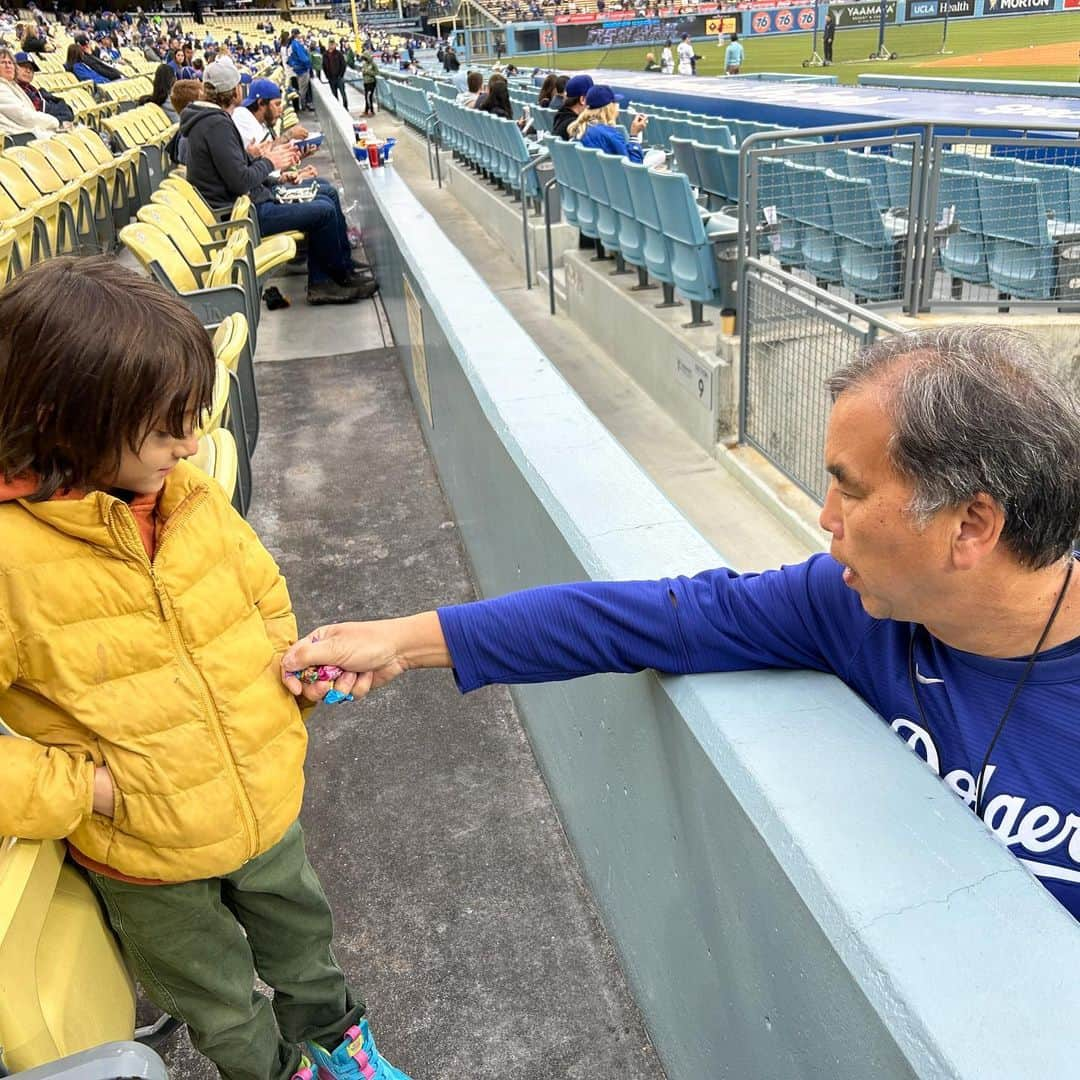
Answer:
[
  {"xmin": 189, "ymin": 427, "xmax": 241, "ymax": 512},
  {"xmin": 0, "ymin": 226, "xmax": 22, "ymax": 285},
  {"xmin": 34, "ymin": 138, "xmax": 117, "ymax": 250},
  {"xmin": 210, "ymin": 312, "xmax": 257, "ymax": 456},
  {"xmin": 0, "ymin": 836, "xmax": 135, "ymax": 1071},
  {"xmin": 3, "ymin": 145, "xmax": 100, "ymax": 254},
  {"xmin": 0, "ymin": 159, "xmax": 75, "ymax": 259},
  {"xmin": 136, "ymin": 203, "xmax": 213, "ymax": 280},
  {"xmin": 0, "ymin": 195, "xmax": 38, "ymax": 273},
  {"xmin": 63, "ymin": 126, "xmax": 138, "ymax": 212},
  {"xmin": 119, "ymin": 221, "xmax": 254, "ymax": 342}
]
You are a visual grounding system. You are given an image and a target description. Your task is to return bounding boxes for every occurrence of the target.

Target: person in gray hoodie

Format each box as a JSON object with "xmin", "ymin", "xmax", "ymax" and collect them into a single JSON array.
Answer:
[{"xmin": 180, "ymin": 60, "xmax": 375, "ymax": 305}]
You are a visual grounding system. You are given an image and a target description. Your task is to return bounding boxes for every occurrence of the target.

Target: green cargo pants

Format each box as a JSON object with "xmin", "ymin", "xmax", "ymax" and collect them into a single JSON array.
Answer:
[{"xmin": 88, "ymin": 821, "xmax": 364, "ymax": 1080}]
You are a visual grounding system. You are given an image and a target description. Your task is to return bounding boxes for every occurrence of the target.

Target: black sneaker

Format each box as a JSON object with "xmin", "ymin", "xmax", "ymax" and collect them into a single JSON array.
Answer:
[{"xmin": 307, "ymin": 281, "xmax": 370, "ymax": 305}]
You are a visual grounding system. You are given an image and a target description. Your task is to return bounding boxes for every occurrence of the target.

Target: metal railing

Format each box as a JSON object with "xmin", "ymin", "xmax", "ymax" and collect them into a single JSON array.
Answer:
[
  {"xmin": 739, "ymin": 257, "xmax": 903, "ymax": 504},
  {"xmin": 738, "ymin": 119, "xmax": 1080, "ymax": 316}
]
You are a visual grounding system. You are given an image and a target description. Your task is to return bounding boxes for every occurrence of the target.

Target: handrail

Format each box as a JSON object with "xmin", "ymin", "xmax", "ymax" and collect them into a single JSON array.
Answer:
[{"xmin": 520, "ymin": 148, "xmax": 549, "ymax": 290}]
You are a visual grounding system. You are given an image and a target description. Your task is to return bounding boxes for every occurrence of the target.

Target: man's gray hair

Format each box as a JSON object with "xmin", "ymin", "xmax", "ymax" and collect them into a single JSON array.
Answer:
[{"xmin": 827, "ymin": 325, "xmax": 1080, "ymax": 569}]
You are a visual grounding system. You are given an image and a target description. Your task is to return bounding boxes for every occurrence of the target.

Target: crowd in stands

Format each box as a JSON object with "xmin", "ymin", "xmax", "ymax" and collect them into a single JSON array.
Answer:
[{"xmin": 0, "ymin": 3, "xmax": 413, "ymax": 308}]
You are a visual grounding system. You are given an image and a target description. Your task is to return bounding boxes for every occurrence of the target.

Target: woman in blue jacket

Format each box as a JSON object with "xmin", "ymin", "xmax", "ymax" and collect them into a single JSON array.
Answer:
[{"xmin": 567, "ymin": 84, "xmax": 647, "ymax": 161}]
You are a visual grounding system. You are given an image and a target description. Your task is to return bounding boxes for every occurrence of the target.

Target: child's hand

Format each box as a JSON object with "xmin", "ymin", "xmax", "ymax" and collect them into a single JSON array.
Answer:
[
  {"xmin": 287, "ymin": 661, "xmax": 360, "ymax": 706},
  {"xmin": 93, "ymin": 765, "xmax": 115, "ymax": 818}
]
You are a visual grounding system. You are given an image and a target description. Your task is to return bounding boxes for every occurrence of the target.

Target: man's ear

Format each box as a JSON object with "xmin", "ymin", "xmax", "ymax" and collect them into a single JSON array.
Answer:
[{"xmin": 951, "ymin": 492, "xmax": 1005, "ymax": 571}]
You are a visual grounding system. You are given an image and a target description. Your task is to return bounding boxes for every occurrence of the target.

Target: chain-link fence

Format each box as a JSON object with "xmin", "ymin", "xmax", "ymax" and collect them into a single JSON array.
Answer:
[
  {"xmin": 739, "ymin": 258, "xmax": 902, "ymax": 503},
  {"xmin": 739, "ymin": 121, "xmax": 1080, "ymax": 315}
]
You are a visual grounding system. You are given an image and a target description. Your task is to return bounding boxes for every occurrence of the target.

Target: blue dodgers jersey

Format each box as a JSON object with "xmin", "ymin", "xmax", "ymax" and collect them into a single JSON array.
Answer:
[{"xmin": 439, "ymin": 554, "xmax": 1080, "ymax": 920}]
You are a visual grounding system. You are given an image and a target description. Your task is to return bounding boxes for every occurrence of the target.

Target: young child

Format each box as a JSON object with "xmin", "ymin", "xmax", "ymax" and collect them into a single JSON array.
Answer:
[{"xmin": 0, "ymin": 257, "xmax": 410, "ymax": 1080}]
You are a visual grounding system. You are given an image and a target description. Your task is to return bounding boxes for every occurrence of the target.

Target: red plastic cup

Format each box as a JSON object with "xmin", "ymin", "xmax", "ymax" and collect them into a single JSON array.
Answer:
[{"xmin": 367, "ymin": 142, "xmax": 380, "ymax": 168}]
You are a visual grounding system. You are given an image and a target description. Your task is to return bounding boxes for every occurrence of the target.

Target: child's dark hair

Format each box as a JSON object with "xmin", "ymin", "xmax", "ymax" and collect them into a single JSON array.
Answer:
[{"xmin": 0, "ymin": 256, "xmax": 216, "ymax": 500}]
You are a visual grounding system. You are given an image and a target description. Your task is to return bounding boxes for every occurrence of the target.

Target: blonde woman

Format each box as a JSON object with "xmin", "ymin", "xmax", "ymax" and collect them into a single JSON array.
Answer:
[
  {"xmin": 0, "ymin": 46, "xmax": 58, "ymax": 137},
  {"xmin": 567, "ymin": 84, "xmax": 646, "ymax": 162}
]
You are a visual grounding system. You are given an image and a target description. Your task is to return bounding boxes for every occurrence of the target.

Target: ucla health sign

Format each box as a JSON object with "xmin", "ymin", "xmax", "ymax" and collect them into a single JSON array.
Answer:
[
  {"xmin": 906, "ymin": 0, "xmax": 975, "ymax": 18},
  {"xmin": 983, "ymin": 0, "xmax": 1054, "ymax": 13}
]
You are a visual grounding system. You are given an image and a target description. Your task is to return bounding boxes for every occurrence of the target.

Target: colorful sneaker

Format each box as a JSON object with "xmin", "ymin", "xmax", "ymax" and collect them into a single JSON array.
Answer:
[
  {"xmin": 291, "ymin": 1055, "xmax": 316, "ymax": 1080},
  {"xmin": 306, "ymin": 1020, "xmax": 413, "ymax": 1080}
]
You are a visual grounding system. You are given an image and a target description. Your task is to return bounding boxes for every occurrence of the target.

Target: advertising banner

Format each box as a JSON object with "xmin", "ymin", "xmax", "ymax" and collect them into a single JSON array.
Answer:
[
  {"xmin": 830, "ymin": 0, "xmax": 896, "ymax": 25},
  {"xmin": 1065, "ymin": 0, "xmax": 1080, "ymax": 9},
  {"xmin": 906, "ymin": 0, "xmax": 975, "ymax": 18},
  {"xmin": 983, "ymin": 0, "xmax": 1054, "ymax": 13},
  {"xmin": 705, "ymin": 14, "xmax": 739, "ymax": 31}
]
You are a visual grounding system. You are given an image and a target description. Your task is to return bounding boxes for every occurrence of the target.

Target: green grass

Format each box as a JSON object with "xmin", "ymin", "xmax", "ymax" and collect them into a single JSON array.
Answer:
[{"xmin": 513, "ymin": 12, "xmax": 1080, "ymax": 84}]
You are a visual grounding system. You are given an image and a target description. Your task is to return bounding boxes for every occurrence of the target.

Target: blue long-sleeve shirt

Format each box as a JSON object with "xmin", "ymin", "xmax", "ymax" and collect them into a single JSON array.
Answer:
[
  {"xmin": 439, "ymin": 553, "xmax": 1080, "ymax": 921},
  {"xmin": 579, "ymin": 123, "xmax": 644, "ymax": 164}
]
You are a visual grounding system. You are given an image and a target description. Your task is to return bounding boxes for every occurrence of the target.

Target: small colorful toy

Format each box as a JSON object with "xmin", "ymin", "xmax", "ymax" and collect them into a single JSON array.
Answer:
[{"xmin": 288, "ymin": 635, "xmax": 354, "ymax": 705}]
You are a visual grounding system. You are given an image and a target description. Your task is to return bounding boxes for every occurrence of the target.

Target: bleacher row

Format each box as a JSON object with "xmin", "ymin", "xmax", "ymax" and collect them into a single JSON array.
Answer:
[{"xmin": 0, "ymin": 56, "xmax": 309, "ymax": 522}]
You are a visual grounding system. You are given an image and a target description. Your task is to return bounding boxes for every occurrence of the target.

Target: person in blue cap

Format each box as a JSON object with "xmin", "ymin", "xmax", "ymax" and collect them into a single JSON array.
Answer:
[
  {"xmin": 567, "ymin": 84, "xmax": 647, "ymax": 161},
  {"xmin": 552, "ymin": 72, "xmax": 592, "ymax": 140}
]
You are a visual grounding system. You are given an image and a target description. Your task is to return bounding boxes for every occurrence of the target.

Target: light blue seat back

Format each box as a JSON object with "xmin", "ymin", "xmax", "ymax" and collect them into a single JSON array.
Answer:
[
  {"xmin": 669, "ymin": 137, "xmax": 702, "ymax": 189},
  {"xmin": 825, "ymin": 171, "xmax": 902, "ymax": 301},
  {"xmin": 649, "ymin": 168, "xmax": 721, "ymax": 304},
  {"xmin": 758, "ymin": 156, "xmax": 803, "ymax": 267},
  {"xmin": 623, "ymin": 159, "xmax": 673, "ymax": 285},
  {"xmin": 975, "ymin": 172, "xmax": 1055, "ymax": 299},
  {"xmin": 784, "ymin": 161, "xmax": 841, "ymax": 283},
  {"xmin": 1014, "ymin": 161, "xmax": 1072, "ymax": 221},
  {"xmin": 938, "ymin": 167, "xmax": 988, "ymax": 285},
  {"xmin": 938, "ymin": 149, "xmax": 972, "ymax": 171},
  {"xmin": 699, "ymin": 123, "xmax": 734, "ymax": 150},
  {"xmin": 598, "ymin": 150, "xmax": 646, "ymax": 267},
  {"xmin": 563, "ymin": 142, "xmax": 599, "ymax": 239},
  {"xmin": 546, "ymin": 137, "xmax": 578, "ymax": 225},
  {"xmin": 578, "ymin": 145, "xmax": 619, "ymax": 252},
  {"xmin": 980, "ymin": 155, "xmax": 1018, "ymax": 177},
  {"xmin": 843, "ymin": 151, "xmax": 891, "ymax": 212},
  {"xmin": 882, "ymin": 156, "xmax": 914, "ymax": 210}
]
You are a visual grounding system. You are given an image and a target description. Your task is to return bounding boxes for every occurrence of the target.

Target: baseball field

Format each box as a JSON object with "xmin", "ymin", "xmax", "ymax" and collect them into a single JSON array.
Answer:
[{"xmin": 523, "ymin": 11, "xmax": 1080, "ymax": 83}]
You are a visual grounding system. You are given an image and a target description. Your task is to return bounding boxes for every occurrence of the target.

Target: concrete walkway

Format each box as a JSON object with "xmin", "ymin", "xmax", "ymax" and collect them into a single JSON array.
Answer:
[{"xmin": 153, "ymin": 139, "xmax": 661, "ymax": 1079}]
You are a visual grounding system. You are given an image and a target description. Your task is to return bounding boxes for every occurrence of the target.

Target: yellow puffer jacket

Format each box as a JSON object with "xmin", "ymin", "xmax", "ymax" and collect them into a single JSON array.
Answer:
[{"xmin": 0, "ymin": 461, "xmax": 308, "ymax": 883}]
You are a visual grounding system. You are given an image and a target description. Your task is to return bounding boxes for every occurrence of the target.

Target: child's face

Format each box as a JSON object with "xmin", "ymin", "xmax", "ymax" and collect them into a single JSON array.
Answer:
[{"xmin": 108, "ymin": 421, "xmax": 200, "ymax": 495}]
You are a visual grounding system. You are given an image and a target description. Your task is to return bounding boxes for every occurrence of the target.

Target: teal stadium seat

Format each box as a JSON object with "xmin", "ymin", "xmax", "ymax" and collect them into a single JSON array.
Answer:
[
  {"xmin": 623, "ymin": 159, "xmax": 680, "ymax": 307},
  {"xmin": 824, "ymin": 171, "xmax": 903, "ymax": 301},
  {"xmin": 648, "ymin": 167, "xmax": 727, "ymax": 327},
  {"xmin": 974, "ymin": 172, "xmax": 1056, "ymax": 300}
]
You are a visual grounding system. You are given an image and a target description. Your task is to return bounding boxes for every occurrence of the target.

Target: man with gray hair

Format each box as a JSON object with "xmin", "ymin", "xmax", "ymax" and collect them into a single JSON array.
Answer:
[{"xmin": 282, "ymin": 326, "xmax": 1080, "ymax": 922}]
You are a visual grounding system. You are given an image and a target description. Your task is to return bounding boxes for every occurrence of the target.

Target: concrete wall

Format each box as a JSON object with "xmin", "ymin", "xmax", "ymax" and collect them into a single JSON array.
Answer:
[{"xmin": 318, "ymin": 84, "xmax": 1080, "ymax": 1080}]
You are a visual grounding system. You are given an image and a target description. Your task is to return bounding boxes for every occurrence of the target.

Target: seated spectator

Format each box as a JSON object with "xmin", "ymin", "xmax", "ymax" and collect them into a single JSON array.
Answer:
[
  {"xmin": 168, "ymin": 46, "xmax": 196, "ymax": 80},
  {"xmin": 168, "ymin": 77, "xmax": 202, "ymax": 165},
  {"xmin": 181, "ymin": 60, "xmax": 375, "ymax": 306},
  {"xmin": 139, "ymin": 62, "xmax": 178, "ymax": 121},
  {"xmin": 553, "ymin": 72, "xmax": 591, "ymax": 139},
  {"xmin": 643, "ymin": 51, "xmax": 659, "ymax": 71},
  {"xmin": 20, "ymin": 24, "xmax": 50, "ymax": 53},
  {"xmin": 547, "ymin": 74, "xmax": 569, "ymax": 110},
  {"xmin": 455, "ymin": 70, "xmax": 482, "ymax": 108},
  {"xmin": 476, "ymin": 72, "xmax": 511, "ymax": 119},
  {"xmin": 69, "ymin": 34, "xmax": 123, "ymax": 81},
  {"xmin": 12, "ymin": 51, "xmax": 74, "ymax": 124},
  {"xmin": 0, "ymin": 47, "xmax": 59, "ymax": 136},
  {"xmin": 537, "ymin": 72, "xmax": 556, "ymax": 108},
  {"xmin": 568, "ymin": 84, "xmax": 647, "ymax": 161}
]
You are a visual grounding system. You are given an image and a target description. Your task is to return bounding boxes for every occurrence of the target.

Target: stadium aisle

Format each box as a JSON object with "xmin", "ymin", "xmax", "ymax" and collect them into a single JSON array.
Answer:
[{"xmin": 152, "ymin": 318, "xmax": 662, "ymax": 1076}]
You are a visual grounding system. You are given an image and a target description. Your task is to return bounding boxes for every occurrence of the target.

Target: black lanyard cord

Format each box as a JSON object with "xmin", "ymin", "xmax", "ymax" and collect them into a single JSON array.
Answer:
[{"xmin": 907, "ymin": 558, "xmax": 1075, "ymax": 818}]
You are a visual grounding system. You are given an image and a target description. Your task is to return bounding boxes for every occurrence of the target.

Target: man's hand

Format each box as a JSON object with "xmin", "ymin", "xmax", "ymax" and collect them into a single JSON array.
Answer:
[
  {"xmin": 281, "ymin": 612, "xmax": 449, "ymax": 704},
  {"xmin": 247, "ymin": 139, "xmax": 271, "ymax": 159},
  {"xmin": 268, "ymin": 143, "xmax": 301, "ymax": 170},
  {"xmin": 93, "ymin": 765, "xmax": 115, "ymax": 818},
  {"xmin": 630, "ymin": 113, "xmax": 647, "ymax": 136}
]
